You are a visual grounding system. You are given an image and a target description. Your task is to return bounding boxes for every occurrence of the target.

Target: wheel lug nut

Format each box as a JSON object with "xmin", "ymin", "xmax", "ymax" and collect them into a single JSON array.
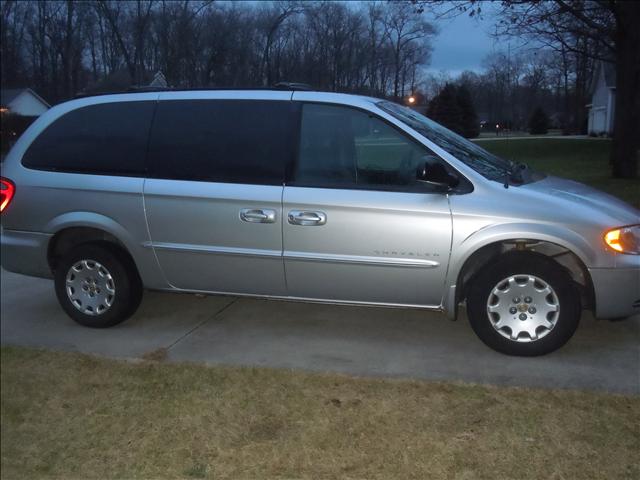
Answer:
[
  {"xmin": 513, "ymin": 297, "xmax": 521, "ymax": 304},
  {"xmin": 509, "ymin": 307, "xmax": 517, "ymax": 314},
  {"xmin": 528, "ymin": 307, "xmax": 537, "ymax": 314},
  {"xmin": 524, "ymin": 296, "xmax": 532, "ymax": 303},
  {"xmin": 519, "ymin": 313, "xmax": 527, "ymax": 320}
]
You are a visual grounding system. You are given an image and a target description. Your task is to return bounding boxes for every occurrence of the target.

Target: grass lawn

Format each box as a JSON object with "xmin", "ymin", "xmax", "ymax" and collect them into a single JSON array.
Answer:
[
  {"xmin": 476, "ymin": 138, "xmax": 640, "ymax": 208},
  {"xmin": 2, "ymin": 346, "xmax": 639, "ymax": 479}
]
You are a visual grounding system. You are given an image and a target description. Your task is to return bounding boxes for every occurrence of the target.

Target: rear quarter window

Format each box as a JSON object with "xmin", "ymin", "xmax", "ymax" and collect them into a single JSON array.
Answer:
[{"xmin": 22, "ymin": 101, "xmax": 155, "ymax": 175}]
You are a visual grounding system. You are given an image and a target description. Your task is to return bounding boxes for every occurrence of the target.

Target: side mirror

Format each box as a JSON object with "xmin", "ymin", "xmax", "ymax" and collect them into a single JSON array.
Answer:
[{"xmin": 416, "ymin": 162, "xmax": 459, "ymax": 191}]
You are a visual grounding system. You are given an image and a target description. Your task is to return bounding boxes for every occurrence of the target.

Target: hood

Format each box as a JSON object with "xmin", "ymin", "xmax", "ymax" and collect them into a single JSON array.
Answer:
[{"xmin": 518, "ymin": 176, "xmax": 640, "ymax": 226}]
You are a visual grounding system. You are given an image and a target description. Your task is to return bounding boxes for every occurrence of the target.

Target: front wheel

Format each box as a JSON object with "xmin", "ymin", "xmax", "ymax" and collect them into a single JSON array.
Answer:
[{"xmin": 467, "ymin": 252, "xmax": 580, "ymax": 356}]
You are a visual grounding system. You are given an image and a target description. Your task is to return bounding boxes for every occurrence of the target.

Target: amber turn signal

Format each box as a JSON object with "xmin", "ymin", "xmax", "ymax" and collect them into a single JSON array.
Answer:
[{"xmin": 604, "ymin": 225, "xmax": 640, "ymax": 254}]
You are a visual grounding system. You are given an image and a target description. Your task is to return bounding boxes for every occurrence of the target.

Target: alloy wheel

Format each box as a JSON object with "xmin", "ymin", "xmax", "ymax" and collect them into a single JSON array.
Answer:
[
  {"xmin": 486, "ymin": 274, "xmax": 560, "ymax": 342},
  {"xmin": 65, "ymin": 259, "xmax": 116, "ymax": 316}
]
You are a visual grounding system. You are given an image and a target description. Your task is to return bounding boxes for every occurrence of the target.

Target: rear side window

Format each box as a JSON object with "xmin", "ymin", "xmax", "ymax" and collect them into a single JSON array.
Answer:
[
  {"xmin": 149, "ymin": 100, "xmax": 294, "ymax": 185},
  {"xmin": 22, "ymin": 101, "xmax": 155, "ymax": 175}
]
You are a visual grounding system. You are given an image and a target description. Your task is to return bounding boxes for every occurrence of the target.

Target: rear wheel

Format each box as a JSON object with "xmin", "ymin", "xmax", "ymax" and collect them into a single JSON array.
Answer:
[
  {"xmin": 54, "ymin": 244, "xmax": 142, "ymax": 328},
  {"xmin": 467, "ymin": 252, "xmax": 580, "ymax": 356}
]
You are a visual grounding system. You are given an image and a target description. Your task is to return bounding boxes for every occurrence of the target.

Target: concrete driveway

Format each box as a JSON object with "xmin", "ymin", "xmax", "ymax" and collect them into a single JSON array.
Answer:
[{"xmin": 1, "ymin": 268, "xmax": 638, "ymax": 394}]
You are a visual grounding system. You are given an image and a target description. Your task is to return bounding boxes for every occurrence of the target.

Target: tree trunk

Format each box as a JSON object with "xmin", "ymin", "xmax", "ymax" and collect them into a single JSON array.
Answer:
[
  {"xmin": 610, "ymin": 2, "xmax": 640, "ymax": 178},
  {"xmin": 62, "ymin": 0, "xmax": 74, "ymax": 99},
  {"xmin": 393, "ymin": 32, "xmax": 401, "ymax": 99}
]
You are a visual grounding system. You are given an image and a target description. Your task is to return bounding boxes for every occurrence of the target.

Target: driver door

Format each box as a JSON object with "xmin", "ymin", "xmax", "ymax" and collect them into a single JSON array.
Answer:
[{"xmin": 282, "ymin": 102, "xmax": 453, "ymax": 307}]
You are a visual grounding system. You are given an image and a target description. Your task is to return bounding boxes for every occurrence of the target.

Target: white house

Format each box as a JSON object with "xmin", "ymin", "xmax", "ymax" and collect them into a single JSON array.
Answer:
[
  {"xmin": 586, "ymin": 61, "xmax": 616, "ymax": 136},
  {"xmin": 0, "ymin": 88, "xmax": 50, "ymax": 117}
]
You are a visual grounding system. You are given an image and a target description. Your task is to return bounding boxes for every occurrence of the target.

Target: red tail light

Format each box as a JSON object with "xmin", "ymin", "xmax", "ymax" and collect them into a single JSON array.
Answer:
[{"xmin": 1, "ymin": 177, "xmax": 15, "ymax": 212}]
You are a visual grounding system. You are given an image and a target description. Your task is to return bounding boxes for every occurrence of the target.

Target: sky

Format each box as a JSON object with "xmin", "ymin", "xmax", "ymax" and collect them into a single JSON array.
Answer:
[{"xmin": 426, "ymin": 5, "xmax": 500, "ymax": 76}]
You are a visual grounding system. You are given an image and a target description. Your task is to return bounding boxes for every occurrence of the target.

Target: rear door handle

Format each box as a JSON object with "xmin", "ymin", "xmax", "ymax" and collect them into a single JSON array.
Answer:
[
  {"xmin": 288, "ymin": 210, "xmax": 327, "ymax": 226},
  {"xmin": 240, "ymin": 208, "xmax": 276, "ymax": 224}
]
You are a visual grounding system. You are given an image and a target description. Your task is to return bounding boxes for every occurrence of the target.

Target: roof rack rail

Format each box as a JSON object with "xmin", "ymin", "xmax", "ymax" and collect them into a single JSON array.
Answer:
[
  {"xmin": 127, "ymin": 85, "xmax": 172, "ymax": 92},
  {"xmin": 73, "ymin": 87, "xmax": 170, "ymax": 99},
  {"xmin": 72, "ymin": 84, "xmax": 317, "ymax": 100},
  {"xmin": 273, "ymin": 82, "xmax": 314, "ymax": 91}
]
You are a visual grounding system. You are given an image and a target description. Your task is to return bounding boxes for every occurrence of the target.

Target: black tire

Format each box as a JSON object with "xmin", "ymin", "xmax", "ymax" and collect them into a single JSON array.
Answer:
[
  {"xmin": 54, "ymin": 243, "xmax": 143, "ymax": 328},
  {"xmin": 467, "ymin": 251, "xmax": 580, "ymax": 356}
]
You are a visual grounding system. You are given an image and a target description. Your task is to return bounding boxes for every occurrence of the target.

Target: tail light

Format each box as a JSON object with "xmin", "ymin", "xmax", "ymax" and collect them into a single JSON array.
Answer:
[{"xmin": 1, "ymin": 177, "xmax": 15, "ymax": 212}]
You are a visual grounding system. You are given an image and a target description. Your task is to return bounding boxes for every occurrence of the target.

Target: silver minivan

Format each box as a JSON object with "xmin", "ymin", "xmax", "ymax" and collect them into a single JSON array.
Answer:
[{"xmin": 1, "ymin": 89, "xmax": 639, "ymax": 356}]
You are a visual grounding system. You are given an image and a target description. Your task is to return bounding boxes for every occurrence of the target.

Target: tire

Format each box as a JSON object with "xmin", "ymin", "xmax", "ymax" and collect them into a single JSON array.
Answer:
[
  {"xmin": 467, "ymin": 251, "xmax": 580, "ymax": 356},
  {"xmin": 54, "ymin": 243, "xmax": 143, "ymax": 328}
]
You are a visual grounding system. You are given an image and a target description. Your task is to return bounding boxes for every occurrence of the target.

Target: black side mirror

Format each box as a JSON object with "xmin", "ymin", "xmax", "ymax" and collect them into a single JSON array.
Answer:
[{"xmin": 416, "ymin": 162, "xmax": 459, "ymax": 191}]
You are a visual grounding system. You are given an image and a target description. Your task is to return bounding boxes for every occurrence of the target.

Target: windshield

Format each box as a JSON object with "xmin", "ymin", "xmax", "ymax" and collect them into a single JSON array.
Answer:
[{"xmin": 377, "ymin": 100, "xmax": 513, "ymax": 181}]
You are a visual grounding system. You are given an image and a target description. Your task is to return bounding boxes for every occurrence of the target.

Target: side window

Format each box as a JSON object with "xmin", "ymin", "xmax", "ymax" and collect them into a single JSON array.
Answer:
[
  {"xmin": 22, "ymin": 101, "xmax": 155, "ymax": 175},
  {"xmin": 149, "ymin": 100, "xmax": 294, "ymax": 185},
  {"xmin": 293, "ymin": 103, "xmax": 441, "ymax": 191}
]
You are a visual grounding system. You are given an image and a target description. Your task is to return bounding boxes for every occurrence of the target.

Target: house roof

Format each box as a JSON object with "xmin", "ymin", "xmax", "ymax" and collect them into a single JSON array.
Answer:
[
  {"xmin": 0, "ymin": 89, "xmax": 23, "ymax": 106},
  {"xmin": 148, "ymin": 71, "xmax": 168, "ymax": 88},
  {"xmin": 0, "ymin": 88, "xmax": 50, "ymax": 108},
  {"xmin": 588, "ymin": 61, "xmax": 616, "ymax": 97},
  {"xmin": 602, "ymin": 62, "xmax": 616, "ymax": 88}
]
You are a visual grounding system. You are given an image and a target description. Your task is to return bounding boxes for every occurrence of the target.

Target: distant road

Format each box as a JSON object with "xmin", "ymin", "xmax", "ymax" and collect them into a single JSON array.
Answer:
[{"xmin": 473, "ymin": 135, "xmax": 610, "ymax": 142}]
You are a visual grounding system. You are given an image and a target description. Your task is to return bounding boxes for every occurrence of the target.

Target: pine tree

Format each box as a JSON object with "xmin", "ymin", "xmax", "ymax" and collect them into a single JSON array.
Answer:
[
  {"xmin": 427, "ymin": 83, "xmax": 480, "ymax": 138},
  {"xmin": 427, "ymin": 83, "xmax": 463, "ymax": 135},
  {"xmin": 528, "ymin": 107, "xmax": 550, "ymax": 135},
  {"xmin": 456, "ymin": 85, "xmax": 480, "ymax": 138}
]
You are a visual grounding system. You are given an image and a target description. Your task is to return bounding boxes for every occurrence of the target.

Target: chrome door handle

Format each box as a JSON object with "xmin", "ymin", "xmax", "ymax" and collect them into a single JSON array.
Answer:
[
  {"xmin": 240, "ymin": 208, "xmax": 276, "ymax": 224},
  {"xmin": 288, "ymin": 210, "xmax": 327, "ymax": 226}
]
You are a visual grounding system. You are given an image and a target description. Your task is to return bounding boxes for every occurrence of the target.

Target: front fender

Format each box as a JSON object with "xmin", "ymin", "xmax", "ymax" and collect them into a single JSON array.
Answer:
[
  {"xmin": 443, "ymin": 221, "xmax": 603, "ymax": 319},
  {"xmin": 455, "ymin": 222, "xmax": 599, "ymax": 269}
]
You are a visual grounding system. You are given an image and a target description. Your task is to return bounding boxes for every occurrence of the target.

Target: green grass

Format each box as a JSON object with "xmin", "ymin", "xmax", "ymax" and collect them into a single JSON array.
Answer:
[
  {"xmin": 476, "ymin": 138, "xmax": 640, "ymax": 208},
  {"xmin": 2, "ymin": 346, "xmax": 639, "ymax": 479}
]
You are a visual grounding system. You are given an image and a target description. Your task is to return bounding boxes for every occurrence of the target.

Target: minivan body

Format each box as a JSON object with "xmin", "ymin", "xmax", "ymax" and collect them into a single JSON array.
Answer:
[{"xmin": 1, "ymin": 89, "xmax": 639, "ymax": 356}]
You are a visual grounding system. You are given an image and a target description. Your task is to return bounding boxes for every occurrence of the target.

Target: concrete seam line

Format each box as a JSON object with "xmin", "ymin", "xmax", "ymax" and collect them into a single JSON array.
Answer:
[{"xmin": 165, "ymin": 297, "xmax": 238, "ymax": 352}]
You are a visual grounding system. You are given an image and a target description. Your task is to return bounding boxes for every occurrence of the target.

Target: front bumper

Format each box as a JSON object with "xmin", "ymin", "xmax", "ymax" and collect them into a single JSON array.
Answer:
[
  {"xmin": 589, "ymin": 266, "xmax": 640, "ymax": 319},
  {"xmin": 0, "ymin": 228, "xmax": 53, "ymax": 278}
]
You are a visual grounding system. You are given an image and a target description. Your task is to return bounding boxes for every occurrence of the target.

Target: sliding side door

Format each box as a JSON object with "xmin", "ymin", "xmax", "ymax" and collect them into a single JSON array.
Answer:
[{"xmin": 144, "ymin": 93, "xmax": 296, "ymax": 295}]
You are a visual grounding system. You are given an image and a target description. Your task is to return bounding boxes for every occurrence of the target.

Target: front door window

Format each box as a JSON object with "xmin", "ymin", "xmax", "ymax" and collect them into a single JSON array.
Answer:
[{"xmin": 293, "ymin": 103, "xmax": 443, "ymax": 192}]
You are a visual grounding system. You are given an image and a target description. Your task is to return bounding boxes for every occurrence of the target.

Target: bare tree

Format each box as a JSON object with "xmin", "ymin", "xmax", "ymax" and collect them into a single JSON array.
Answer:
[
  {"xmin": 384, "ymin": 2, "xmax": 436, "ymax": 99},
  {"xmin": 1, "ymin": 1, "xmax": 30, "ymax": 88},
  {"xmin": 258, "ymin": 2, "xmax": 304, "ymax": 86},
  {"xmin": 2, "ymin": 0, "xmax": 438, "ymax": 102},
  {"xmin": 495, "ymin": 0, "xmax": 639, "ymax": 177},
  {"xmin": 417, "ymin": 0, "xmax": 638, "ymax": 177},
  {"xmin": 96, "ymin": 0, "xmax": 155, "ymax": 85}
]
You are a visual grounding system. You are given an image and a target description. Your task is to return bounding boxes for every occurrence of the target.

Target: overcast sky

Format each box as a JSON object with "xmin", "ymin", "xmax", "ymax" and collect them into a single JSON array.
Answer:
[{"xmin": 427, "ymin": 7, "xmax": 500, "ymax": 76}]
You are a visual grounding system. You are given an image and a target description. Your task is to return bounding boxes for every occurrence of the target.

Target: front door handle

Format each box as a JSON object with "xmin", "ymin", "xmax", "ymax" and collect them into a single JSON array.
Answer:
[
  {"xmin": 240, "ymin": 208, "xmax": 276, "ymax": 224},
  {"xmin": 288, "ymin": 210, "xmax": 327, "ymax": 226}
]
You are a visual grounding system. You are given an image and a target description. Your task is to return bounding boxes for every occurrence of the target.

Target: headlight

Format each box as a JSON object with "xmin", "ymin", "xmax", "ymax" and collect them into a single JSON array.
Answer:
[{"xmin": 604, "ymin": 225, "xmax": 640, "ymax": 254}]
